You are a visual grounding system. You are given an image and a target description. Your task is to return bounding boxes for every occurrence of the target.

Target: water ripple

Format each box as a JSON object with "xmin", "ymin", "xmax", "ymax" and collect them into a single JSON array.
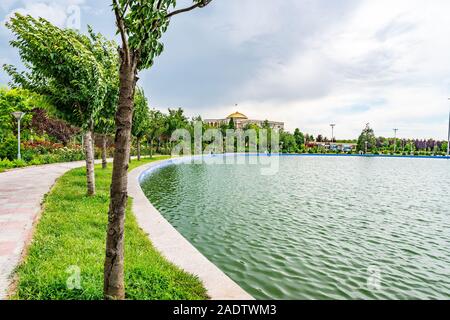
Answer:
[{"xmin": 141, "ymin": 156, "xmax": 450, "ymax": 299}]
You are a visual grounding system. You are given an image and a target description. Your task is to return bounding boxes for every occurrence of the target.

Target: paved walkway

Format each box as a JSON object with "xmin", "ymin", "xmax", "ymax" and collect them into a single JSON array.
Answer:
[{"xmin": 0, "ymin": 159, "xmax": 107, "ymax": 299}]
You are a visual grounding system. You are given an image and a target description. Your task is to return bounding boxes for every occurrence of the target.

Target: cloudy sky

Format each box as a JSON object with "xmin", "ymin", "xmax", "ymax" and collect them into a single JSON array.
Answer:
[{"xmin": 1, "ymin": 0, "xmax": 450, "ymax": 139}]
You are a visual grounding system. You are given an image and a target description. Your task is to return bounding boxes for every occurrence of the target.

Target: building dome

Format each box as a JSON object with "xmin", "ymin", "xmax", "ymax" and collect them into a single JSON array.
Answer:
[{"xmin": 227, "ymin": 111, "xmax": 248, "ymax": 120}]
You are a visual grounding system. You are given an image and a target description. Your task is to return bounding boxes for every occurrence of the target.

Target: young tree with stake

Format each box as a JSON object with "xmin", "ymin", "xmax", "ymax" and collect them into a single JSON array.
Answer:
[{"xmin": 105, "ymin": 0, "xmax": 213, "ymax": 299}]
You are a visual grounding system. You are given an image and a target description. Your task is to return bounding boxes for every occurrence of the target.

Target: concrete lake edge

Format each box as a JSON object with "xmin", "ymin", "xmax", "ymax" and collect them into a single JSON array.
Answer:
[{"xmin": 129, "ymin": 158, "xmax": 254, "ymax": 300}]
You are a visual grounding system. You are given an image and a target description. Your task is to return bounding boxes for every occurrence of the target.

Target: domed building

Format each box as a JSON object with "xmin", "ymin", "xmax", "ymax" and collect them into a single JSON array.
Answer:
[
  {"xmin": 204, "ymin": 111, "xmax": 284, "ymax": 130},
  {"xmin": 227, "ymin": 111, "xmax": 248, "ymax": 120}
]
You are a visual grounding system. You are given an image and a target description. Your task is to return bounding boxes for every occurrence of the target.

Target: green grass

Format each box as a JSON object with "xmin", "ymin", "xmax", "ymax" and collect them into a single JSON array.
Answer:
[{"xmin": 11, "ymin": 156, "xmax": 208, "ymax": 300}]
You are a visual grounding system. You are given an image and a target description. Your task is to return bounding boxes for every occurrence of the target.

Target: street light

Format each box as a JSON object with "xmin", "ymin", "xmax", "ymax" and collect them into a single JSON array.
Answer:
[
  {"xmin": 330, "ymin": 124, "xmax": 336, "ymax": 142},
  {"xmin": 447, "ymin": 98, "xmax": 450, "ymax": 157},
  {"xmin": 365, "ymin": 141, "xmax": 368, "ymax": 154},
  {"xmin": 447, "ymin": 110, "xmax": 450, "ymax": 157},
  {"xmin": 12, "ymin": 111, "xmax": 26, "ymax": 160},
  {"xmin": 393, "ymin": 128, "xmax": 398, "ymax": 154}
]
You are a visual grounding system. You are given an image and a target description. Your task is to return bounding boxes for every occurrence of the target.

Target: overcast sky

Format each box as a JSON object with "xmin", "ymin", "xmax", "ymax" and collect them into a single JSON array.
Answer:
[{"xmin": 1, "ymin": 0, "xmax": 450, "ymax": 139}]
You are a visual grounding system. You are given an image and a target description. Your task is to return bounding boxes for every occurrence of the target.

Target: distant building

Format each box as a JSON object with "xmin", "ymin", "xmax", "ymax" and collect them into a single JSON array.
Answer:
[
  {"xmin": 306, "ymin": 142, "xmax": 357, "ymax": 152},
  {"xmin": 204, "ymin": 111, "xmax": 284, "ymax": 130}
]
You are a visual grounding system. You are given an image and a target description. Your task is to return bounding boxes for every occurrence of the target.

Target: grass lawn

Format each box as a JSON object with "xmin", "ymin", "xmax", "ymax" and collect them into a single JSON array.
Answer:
[{"xmin": 11, "ymin": 156, "xmax": 208, "ymax": 300}]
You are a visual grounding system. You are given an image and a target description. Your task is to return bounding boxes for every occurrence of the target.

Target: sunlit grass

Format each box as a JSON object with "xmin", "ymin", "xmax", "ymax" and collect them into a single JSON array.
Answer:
[{"xmin": 11, "ymin": 156, "xmax": 208, "ymax": 300}]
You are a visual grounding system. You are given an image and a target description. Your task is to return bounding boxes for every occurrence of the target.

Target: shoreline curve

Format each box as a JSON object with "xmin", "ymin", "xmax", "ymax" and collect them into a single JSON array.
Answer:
[
  {"xmin": 128, "ymin": 153, "xmax": 449, "ymax": 300},
  {"xmin": 128, "ymin": 158, "xmax": 254, "ymax": 300}
]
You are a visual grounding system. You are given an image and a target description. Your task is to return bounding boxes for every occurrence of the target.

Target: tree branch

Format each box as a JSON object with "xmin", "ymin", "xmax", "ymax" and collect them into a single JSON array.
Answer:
[
  {"xmin": 135, "ymin": 0, "xmax": 166, "ymax": 60},
  {"xmin": 165, "ymin": 0, "xmax": 212, "ymax": 19},
  {"xmin": 113, "ymin": 0, "xmax": 130, "ymax": 63},
  {"xmin": 120, "ymin": 0, "xmax": 131, "ymax": 19}
]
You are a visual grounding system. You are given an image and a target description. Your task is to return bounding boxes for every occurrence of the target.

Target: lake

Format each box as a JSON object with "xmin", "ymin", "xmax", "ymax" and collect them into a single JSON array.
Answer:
[{"xmin": 141, "ymin": 155, "xmax": 450, "ymax": 299}]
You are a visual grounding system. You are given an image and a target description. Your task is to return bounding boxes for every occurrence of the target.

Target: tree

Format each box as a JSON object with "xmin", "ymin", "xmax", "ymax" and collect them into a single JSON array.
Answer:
[
  {"xmin": 259, "ymin": 120, "xmax": 268, "ymax": 129},
  {"xmin": 280, "ymin": 131, "xmax": 298, "ymax": 153},
  {"xmin": 293, "ymin": 128, "xmax": 305, "ymax": 149},
  {"xmin": 146, "ymin": 109, "xmax": 165, "ymax": 158},
  {"xmin": 163, "ymin": 107, "xmax": 189, "ymax": 152},
  {"xmin": 357, "ymin": 123, "xmax": 376, "ymax": 153},
  {"xmin": 131, "ymin": 87, "xmax": 150, "ymax": 161},
  {"xmin": 105, "ymin": 0, "xmax": 213, "ymax": 299},
  {"xmin": 0, "ymin": 88, "xmax": 44, "ymax": 142},
  {"xmin": 90, "ymin": 29, "xmax": 120, "ymax": 169},
  {"xmin": 316, "ymin": 134, "xmax": 324, "ymax": 142},
  {"xmin": 4, "ymin": 15, "xmax": 117, "ymax": 195},
  {"xmin": 95, "ymin": 111, "xmax": 116, "ymax": 170},
  {"xmin": 219, "ymin": 122, "xmax": 229, "ymax": 137},
  {"xmin": 96, "ymin": 111, "xmax": 116, "ymax": 169},
  {"xmin": 228, "ymin": 117, "xmax": 235, "ymax": 130},
  {"xmin": 442, "ymin": 141, "xmax": 448, "ymax": 153}
]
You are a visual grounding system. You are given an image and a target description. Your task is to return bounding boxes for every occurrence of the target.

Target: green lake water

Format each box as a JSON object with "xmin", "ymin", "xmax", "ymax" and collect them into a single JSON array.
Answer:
[{"xmin": 140, "ymin": 156, "xmax": 450, "ymax": 299}]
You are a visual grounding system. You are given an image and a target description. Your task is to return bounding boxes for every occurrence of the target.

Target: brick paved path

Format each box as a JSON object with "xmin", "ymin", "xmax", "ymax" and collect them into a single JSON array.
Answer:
[{"xmin": 0, "ymin": 160, "xmax": 97, "ymax": 299}]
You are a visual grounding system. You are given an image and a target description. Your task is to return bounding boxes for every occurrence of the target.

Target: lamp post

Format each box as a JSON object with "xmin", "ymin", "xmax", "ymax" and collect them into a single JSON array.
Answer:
[
  {"xmin": 447, "ymin": 98, "xmax": 450, "ymax": 157},
  {"xmin": 12, "ymin": 111, "xmax": 26, "ymax": 160},
  {"xmin": 447, "ymin": 111, "xmax": 450, "ymax": 156},
  {"xmin": 393, "ymin": 128, "xmax": 398, "ymax": 154},
  {"xmin": 365, "ymin": 141, "xmax": 368, "ymax": 154},
  {"xmin": 330, "ymin": 124, "xmax": 336, "ymax": 142}
]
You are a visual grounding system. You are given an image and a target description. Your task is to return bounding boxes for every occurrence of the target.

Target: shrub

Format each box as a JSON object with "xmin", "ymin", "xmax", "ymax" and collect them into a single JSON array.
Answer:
[
  {"xmin": 0, "ymin": 135, "xmax": 19, "ymax": 160},
  {"xmin": 31, "ymin": 108, "xmax": 79, "ymax": 145},
  {"xmin": 28, "ymin": 157, "xmax": 44, "ymax": 166},
  {"xmin": 0, "ymin": 144, "xmax": 85, "ymax": 171},
  {"xmin": 0, "ymin": 158, "xmax": 14, "ymax": 169},
  {"xmin": 12, "ymin": 159, "xmax": 27, "ymax": 167}
]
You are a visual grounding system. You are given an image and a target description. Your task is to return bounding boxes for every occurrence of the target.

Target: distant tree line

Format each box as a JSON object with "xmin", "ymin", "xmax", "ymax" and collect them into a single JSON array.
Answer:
[{"xmin": 356, "ymin": 123, "xmax": 448, "ymax": 155}]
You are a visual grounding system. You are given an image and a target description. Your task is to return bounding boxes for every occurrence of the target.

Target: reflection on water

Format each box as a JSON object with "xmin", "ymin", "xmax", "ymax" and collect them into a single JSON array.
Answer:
[{"xmin": 141, "ymin": 156, "xmax": 450, "ymax": 299}]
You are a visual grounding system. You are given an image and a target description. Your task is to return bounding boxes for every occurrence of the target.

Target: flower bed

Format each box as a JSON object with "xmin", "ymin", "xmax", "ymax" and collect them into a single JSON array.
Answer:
[{"xmin": 0, "ymin": 140, "xmax": 84, "ymax": 172}]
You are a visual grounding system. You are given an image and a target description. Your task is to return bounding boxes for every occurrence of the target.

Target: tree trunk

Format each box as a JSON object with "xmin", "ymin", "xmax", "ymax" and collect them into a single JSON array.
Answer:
[
  {"xmin": 150, "ymin": 138, "xmax": 154, "ymax": 158},
  {"xmin": 137, "ymin": 136, "xmax": 141, "ymax": 161},
  {"xmin": 92, "ymin": 132, "xmax": 97, "ymax": 160},
  {"xmin": 102, "ymin": 134, "xmax": 108, "ymax": 169},
  {"xmin": 83, "ymin": 130, "xmax": 95, "ymax": 196},
  {"xmin": 104, "ymin": 55, "xmax": 137, "ymax": 300}
]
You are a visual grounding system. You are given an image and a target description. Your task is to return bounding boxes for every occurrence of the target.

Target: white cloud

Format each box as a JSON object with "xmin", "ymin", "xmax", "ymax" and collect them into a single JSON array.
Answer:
[
  {"xmin": 0, "ymin": 0, "xmax": 18, "ymax": 13},
  {"xmin": 3, "ymin": 0, "xmax": 85, "ymax": 28},
  {"xmin": 214, "ymin": 0, "xmax": 450, "ymax": 139},
  {"xmin": 1, "ymin": 0, "xmax": 449, "ymax": 140},
  {"xmin": 213, "ymin": 0, "xmax": 286, "ymax": 46}
]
